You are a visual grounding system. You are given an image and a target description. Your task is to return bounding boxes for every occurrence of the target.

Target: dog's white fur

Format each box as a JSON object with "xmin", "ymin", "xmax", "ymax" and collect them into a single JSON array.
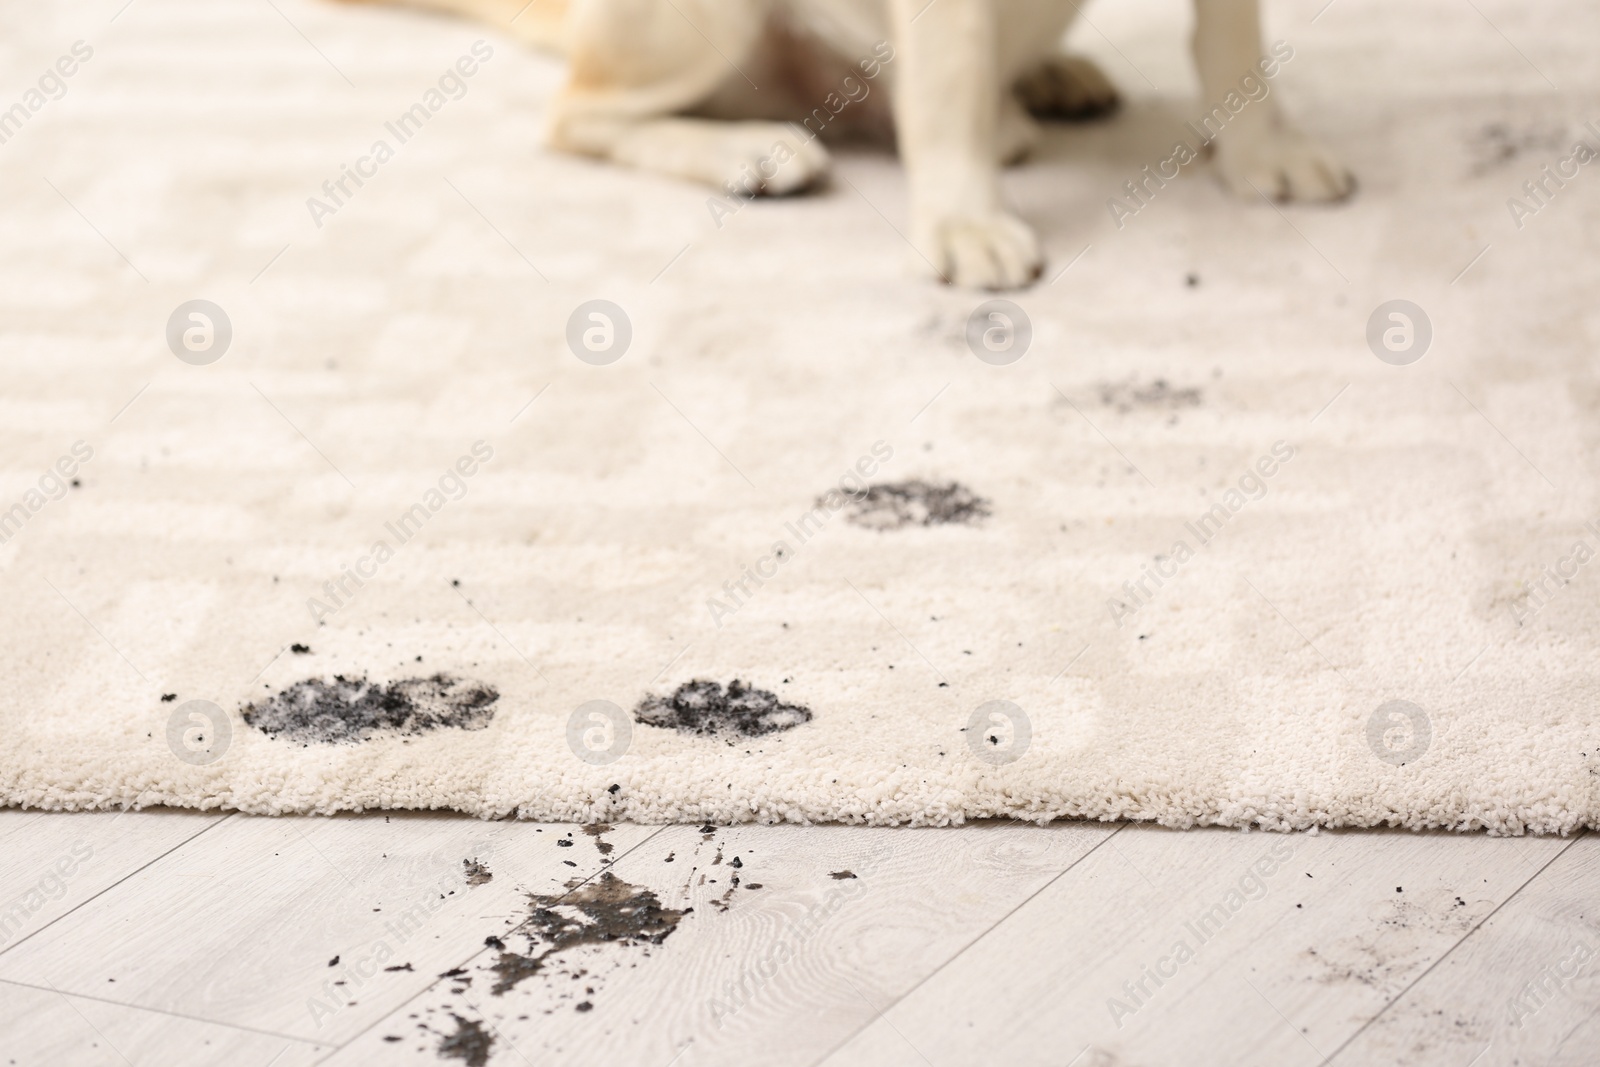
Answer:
[{"xmin": 340, "ymin": 0, "xmax": 1353, "ymax": 289}]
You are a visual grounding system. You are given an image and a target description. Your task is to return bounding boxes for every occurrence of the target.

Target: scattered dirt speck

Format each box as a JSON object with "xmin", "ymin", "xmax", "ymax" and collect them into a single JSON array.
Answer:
[
  {"xmin": 290, "ymin": 643, "xmax": 312, "ymax": 654},
  {"xmin": 635, "ymin": 680, "xmax": 811, "ymax": 738},
  {"xmin": 830, "ymin": 870, "xmax": 857, "ymax": 880}
]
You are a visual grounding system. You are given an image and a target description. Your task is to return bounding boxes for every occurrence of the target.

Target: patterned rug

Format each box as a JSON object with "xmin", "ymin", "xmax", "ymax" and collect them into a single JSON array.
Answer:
[{"xmin": 3, "ymin": 0, "xmax": 1597, "ymax": 832}]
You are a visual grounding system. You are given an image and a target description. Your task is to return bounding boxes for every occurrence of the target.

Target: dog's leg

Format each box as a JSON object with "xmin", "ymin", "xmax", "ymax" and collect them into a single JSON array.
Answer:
[
  {"xmin": 1192, "ymin": 0, "xmax": 1353, "ymax": 201},
  {"xmin": 889, "ymin": 0, "xmax": 1042, "ymax": 289},
  {"xmin": 997, "ymin": 95, "xmax": 1042, "ymax": 164},
  {"xmin": 1014, "ymin": 55, "xmax": 1120, "ymax": 121},
  {"xmin": 547, "ymin": 0, "xmax": 828, "ymax": 195}
]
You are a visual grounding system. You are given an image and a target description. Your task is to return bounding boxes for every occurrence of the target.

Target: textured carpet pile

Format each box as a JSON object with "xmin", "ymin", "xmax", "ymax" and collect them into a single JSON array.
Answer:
[{"xmin": 2, "ymin": 0, "xmax": 1597, "ymax": 832}]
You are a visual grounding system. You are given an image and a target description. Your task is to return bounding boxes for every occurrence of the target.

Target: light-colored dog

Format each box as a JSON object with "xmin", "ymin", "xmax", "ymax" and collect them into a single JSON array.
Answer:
[{"xmin": 338, "ymin": 0, "xmax": 1353, "ymax": 288}]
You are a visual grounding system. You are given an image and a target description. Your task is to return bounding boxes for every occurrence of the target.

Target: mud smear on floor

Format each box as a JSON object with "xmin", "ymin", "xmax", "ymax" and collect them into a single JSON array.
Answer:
[
  {"xmin": 1097, "ymin": 378, "xmax": 1202, "ymax": 414},
  {"xmin": 242, "ymin": 674, "xmax": 497, "ymax": 743},
  {"xmin": 1301, "ymin": 895, "xmax": 1478, "ymax": 992},
  {"xmin": 437, "ymin": 1013, "xmax": 492, "ymax": 1067},
  {"xmin": 838, "ymin": 480, "xmax": 990, "ymax": 530},
  {"xmin": 582, "ymin": 824, "xmax": 614, "ymax": 856},
  {"xmin": 635, "ymin": 680, "xmax": 812, "ymax": 738},
  {"xmin": 490, "ymin": 872, "xmax": 687, "ymax": 994},
  {"xmin": 463, "ymin": 858, "xmax": 493, "ymax": 886}
]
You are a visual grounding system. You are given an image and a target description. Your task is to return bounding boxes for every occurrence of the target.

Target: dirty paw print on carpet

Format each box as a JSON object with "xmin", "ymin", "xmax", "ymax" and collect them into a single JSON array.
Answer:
[
  {"xmin": 242, "ymin": 673, "xmax": 498, "ymax": 743},
  {"xmin": 835, "ymin": 480, "xmax": 990, "ymax": 530},
  {"xmin": 634, "ymin": 680, "xmax": 812, "ymax": 738}
]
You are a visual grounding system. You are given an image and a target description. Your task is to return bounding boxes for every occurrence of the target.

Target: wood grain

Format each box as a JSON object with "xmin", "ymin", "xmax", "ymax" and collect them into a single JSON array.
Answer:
[
  {"xmin": 0, "ymin": 809, "xmax": 227, "ymax": 959},
  {"xmin": 1331, "ymin": 834, "xmax": 1598, "ymax": 1067},
  {"xmin": 0, "ymin": 812, "xmax": 660, "ymax": 1045},
  {"xmin": 0, "ymin": 815, "xmax": 1590, "ymax": 1066},
  {"xmin": 0, "ymin": 979, "xmax": 328, "ymax": 1067},
  {"xmin": 819, "ymin": 825, "xmax": 1574, "ymax": 1067},
  {"xmin": 321, "ymin": 820, "xmax": 1113, "ymax": 1066}
]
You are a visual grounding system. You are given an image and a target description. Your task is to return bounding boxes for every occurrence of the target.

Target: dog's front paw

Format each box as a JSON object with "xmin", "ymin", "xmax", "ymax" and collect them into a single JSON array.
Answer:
[
  {"xmin": 1214, "ymin": 126, "xmax": 1354, "ymax": 202},
  {"xmin": 914, "ymin": 212, "xmax": 1043, "ymax": 290}
]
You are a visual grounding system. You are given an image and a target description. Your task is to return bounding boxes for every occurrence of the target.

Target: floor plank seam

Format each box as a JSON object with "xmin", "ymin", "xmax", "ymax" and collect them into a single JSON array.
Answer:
[
  {"xmin": 806, "ymin": 822, "xmax": 1129, "ymax": 1067},
  {"xmin": 0, "ymin": 975, "xmax": 325, "ymax": 1048},
  {"xmin": 0, "ymin": 812, "xmax": 234, "ymax": 961},
  {"xmin": 1321, "ymin": 830, "xmax": 1590, "ymax": 1065}
]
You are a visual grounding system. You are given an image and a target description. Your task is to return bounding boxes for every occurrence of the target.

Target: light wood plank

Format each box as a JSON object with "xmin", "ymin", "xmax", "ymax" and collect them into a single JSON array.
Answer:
[
  {"xmin": 0, "ymin": 812, "xmax": 658, "ymax": 1046},
  {"xmin": 1332, "ymin": 835, "xmax": 1599, "ymax": 1066},
  {"xmin": 321, "ymin": 820, "xmax": 1113, "ymax": 1067},
  {"xmin": 0, "ymin": 979, "xmax": 327, "ymax": 1067},
  {"xmin": 0, "ymin": 809, "xmax": 227, "ymax": 958},
  {"xmin": 818, "ymin": 825, "xmax": 1573, "ymax": 1067}
]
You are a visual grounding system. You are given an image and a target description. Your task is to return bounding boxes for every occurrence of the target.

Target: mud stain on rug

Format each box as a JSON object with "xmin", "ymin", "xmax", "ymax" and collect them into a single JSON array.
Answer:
[
  {"xmin": 634, "ymin": 680, "xmax": 812, "ymax": 738},
  {"xmin": 838, "ymin": 480, "xmax": 990, "ymax": 530},
  {"xmin": 1097, "ymin": 377, "xmax": 1203, "ymax": 414},
  {"xmin": 242, "ymin": 674, "xmax": 498, "ymax": 744}
]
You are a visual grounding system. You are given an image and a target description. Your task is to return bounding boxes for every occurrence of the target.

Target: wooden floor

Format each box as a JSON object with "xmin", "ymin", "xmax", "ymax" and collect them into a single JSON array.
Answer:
[{"xmin": 0, "ymin": 812, "xmax": 1594, "ymax": 1066}]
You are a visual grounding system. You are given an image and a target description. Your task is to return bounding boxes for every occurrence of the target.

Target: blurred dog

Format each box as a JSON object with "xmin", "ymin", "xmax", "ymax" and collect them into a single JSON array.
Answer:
[{"xmin": 336, "ymin": 0, "xmax": 1352, "ymax": 288}]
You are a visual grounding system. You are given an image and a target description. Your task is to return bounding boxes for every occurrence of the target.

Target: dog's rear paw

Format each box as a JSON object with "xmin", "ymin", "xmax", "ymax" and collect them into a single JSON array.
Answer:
[
  {"xmin": 1215, "ymin": 128, "xmax": 1355, "ymax": 202},
  {"xmin": 915, "ymin": 212, "xmax": 1043, "ymax": 290},
  {"xmin": 611, "ymin": 119, "xmax": 830, "ymax": 196},
  {"xmin": 739, "ymin": 125, "xmax": 831, "ymax": 196},
  {"xmin": 1014, "ymin": 55, "xmax": 1120, "ymax": 121}
]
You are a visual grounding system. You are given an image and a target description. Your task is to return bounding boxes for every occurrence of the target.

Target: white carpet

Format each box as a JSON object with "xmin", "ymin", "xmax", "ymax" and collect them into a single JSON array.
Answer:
[{"xmin": 3, "ymin": 0, "xmax": 1598, "ymax": 833}]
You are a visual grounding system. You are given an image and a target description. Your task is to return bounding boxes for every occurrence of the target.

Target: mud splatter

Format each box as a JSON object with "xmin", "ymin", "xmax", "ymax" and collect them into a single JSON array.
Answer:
[
  {"xmin": 708, "ymin": 872, "xmax": 742, "ymax": 913},
  {"xmin": 583, "ymin": 824, "xmax": 614, "ymax": 856},
  {"xmin": 837, "ymin": 480, "xmax": 989, "ymax": 530},
  {"xmin": 635, "ymin": 680, "xmax": 812, "ymax": 738},
  {"xmin": 1097, "ymin": 378, "xmax": 1202, "ymax": 414},
  {"xmin": 463, "ymin": 858, "xmax": 492, "ymax": 887},
  {"xmin": 437, "ymin": 1013, "xmax": 492, "ymax": 1067},
  {"xmin": 491, "ymin": 872, "xmax": 686, "ymax": 994},
  {"xmin": 242, "ymin": 674, "xmax": 497, "ymax": 744}
]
